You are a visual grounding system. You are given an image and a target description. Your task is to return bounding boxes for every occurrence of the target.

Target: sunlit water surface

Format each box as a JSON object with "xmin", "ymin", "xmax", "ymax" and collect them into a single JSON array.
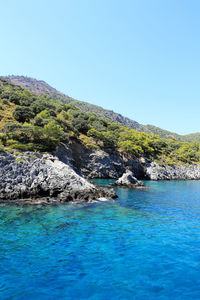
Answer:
[{"xmin": 1, "ymin": 180, "xmax": 200, "ymax": 299}]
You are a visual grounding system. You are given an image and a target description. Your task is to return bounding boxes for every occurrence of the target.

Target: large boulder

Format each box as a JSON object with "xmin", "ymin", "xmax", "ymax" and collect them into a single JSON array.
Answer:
[
  {"xmin": 0, "ymin": 152, "xmax": 117, "ymax": 204},
  {"xmin": 113, "ymin": 170, "xmax": 144, "ymax": 188}
]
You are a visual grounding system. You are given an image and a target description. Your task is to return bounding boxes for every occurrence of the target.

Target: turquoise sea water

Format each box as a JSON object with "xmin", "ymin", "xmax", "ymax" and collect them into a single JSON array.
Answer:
[{"xmin": 1, "ymin": 180, "xmax": 200, "ymax": 299}]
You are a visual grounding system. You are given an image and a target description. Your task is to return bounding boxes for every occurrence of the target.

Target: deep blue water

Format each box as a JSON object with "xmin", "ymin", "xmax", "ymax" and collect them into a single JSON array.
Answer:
[{"xmin": 1, "ymin": 180, "xmax": 200, "ymax": 299}]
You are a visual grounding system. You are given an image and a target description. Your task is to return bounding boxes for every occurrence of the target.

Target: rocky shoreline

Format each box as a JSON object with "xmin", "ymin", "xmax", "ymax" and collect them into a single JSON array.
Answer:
[
  {"xmin": 1, "ymin": 142, "xmax": 200, "ymax": 204},
  {"xmin": 145, "ymin": 161, "xmax": 200, "ymax": 180}
]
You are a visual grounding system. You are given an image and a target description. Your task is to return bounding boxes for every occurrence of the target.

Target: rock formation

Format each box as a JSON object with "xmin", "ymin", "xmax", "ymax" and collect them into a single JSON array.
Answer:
[
  {"xmin": 113, "ymin": 170, "xmax": 144, "ymax": 188},
  {"xmin": 0, "ymin": 152, "xmax": 117, "ymax": 204}
]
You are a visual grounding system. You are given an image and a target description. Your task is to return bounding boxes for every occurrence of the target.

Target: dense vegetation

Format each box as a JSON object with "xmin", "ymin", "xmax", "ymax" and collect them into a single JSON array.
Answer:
[{"xmin": 0, "ymin": 78, "xmax": 200, "ymax": 165}]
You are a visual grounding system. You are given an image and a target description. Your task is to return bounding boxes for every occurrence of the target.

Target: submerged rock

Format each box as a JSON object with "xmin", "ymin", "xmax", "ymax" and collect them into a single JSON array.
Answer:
[
  {"xmin": 113, "ymin": 170, "xmax": 144, "ymax": 188},
  {"xmin": 0, "ymin": 152, "xmax": 117, "ymax": 204}
]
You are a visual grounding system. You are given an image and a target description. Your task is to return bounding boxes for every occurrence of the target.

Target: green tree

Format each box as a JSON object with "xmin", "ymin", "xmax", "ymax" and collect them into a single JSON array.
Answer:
[{"xmin": 13, "ymin": 106, "xmax": 34, "ymax": 123}]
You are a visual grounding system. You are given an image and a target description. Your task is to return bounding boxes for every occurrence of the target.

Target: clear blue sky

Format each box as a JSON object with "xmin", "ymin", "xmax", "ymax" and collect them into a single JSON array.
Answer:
[{"xmin": 1, "ymin": 0, "xmax": 200, "ymax": 134}]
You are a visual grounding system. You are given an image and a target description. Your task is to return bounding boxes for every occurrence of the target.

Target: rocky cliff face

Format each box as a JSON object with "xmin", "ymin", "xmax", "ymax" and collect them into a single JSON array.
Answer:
[
  {"xmin": 56, "ymin": 142, "xmax": 200, "ymax": 181},
  {"xmin": 56, "ymin": 143, "xmax": 125, "ymax": 179},
  {"xmin": 0, "ymin": 152, "xmax": 117, "ymax": 204},
  {"xmin": 56, "ymin": 142, "xmax": 145, "ymax": 179}
]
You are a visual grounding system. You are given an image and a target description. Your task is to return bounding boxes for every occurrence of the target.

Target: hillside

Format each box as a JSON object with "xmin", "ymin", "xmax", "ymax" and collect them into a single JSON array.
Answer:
[
  {"xmin": 183, "ymin": 133, "xmax": 200, "ymax": 144},
  {"xmin": 0, "ymin": 77, "xmax": 200, "ymax": 165},
  {"xmin": 2, "ymin": 75, "xmax": 200, "ymax": 143},
  {"xmin": 145, "ymin": 125, "xmax": 182, "ymax": 140},
  {"xmin": 146, "ymin": 125, "xmax": 200, "ymax": 144}
]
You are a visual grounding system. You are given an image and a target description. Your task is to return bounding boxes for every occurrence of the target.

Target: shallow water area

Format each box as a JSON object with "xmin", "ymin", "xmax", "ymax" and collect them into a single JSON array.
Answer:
[{"xmin": 1, "ymin": 180, "xmax": 200, "ymax": 299}]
